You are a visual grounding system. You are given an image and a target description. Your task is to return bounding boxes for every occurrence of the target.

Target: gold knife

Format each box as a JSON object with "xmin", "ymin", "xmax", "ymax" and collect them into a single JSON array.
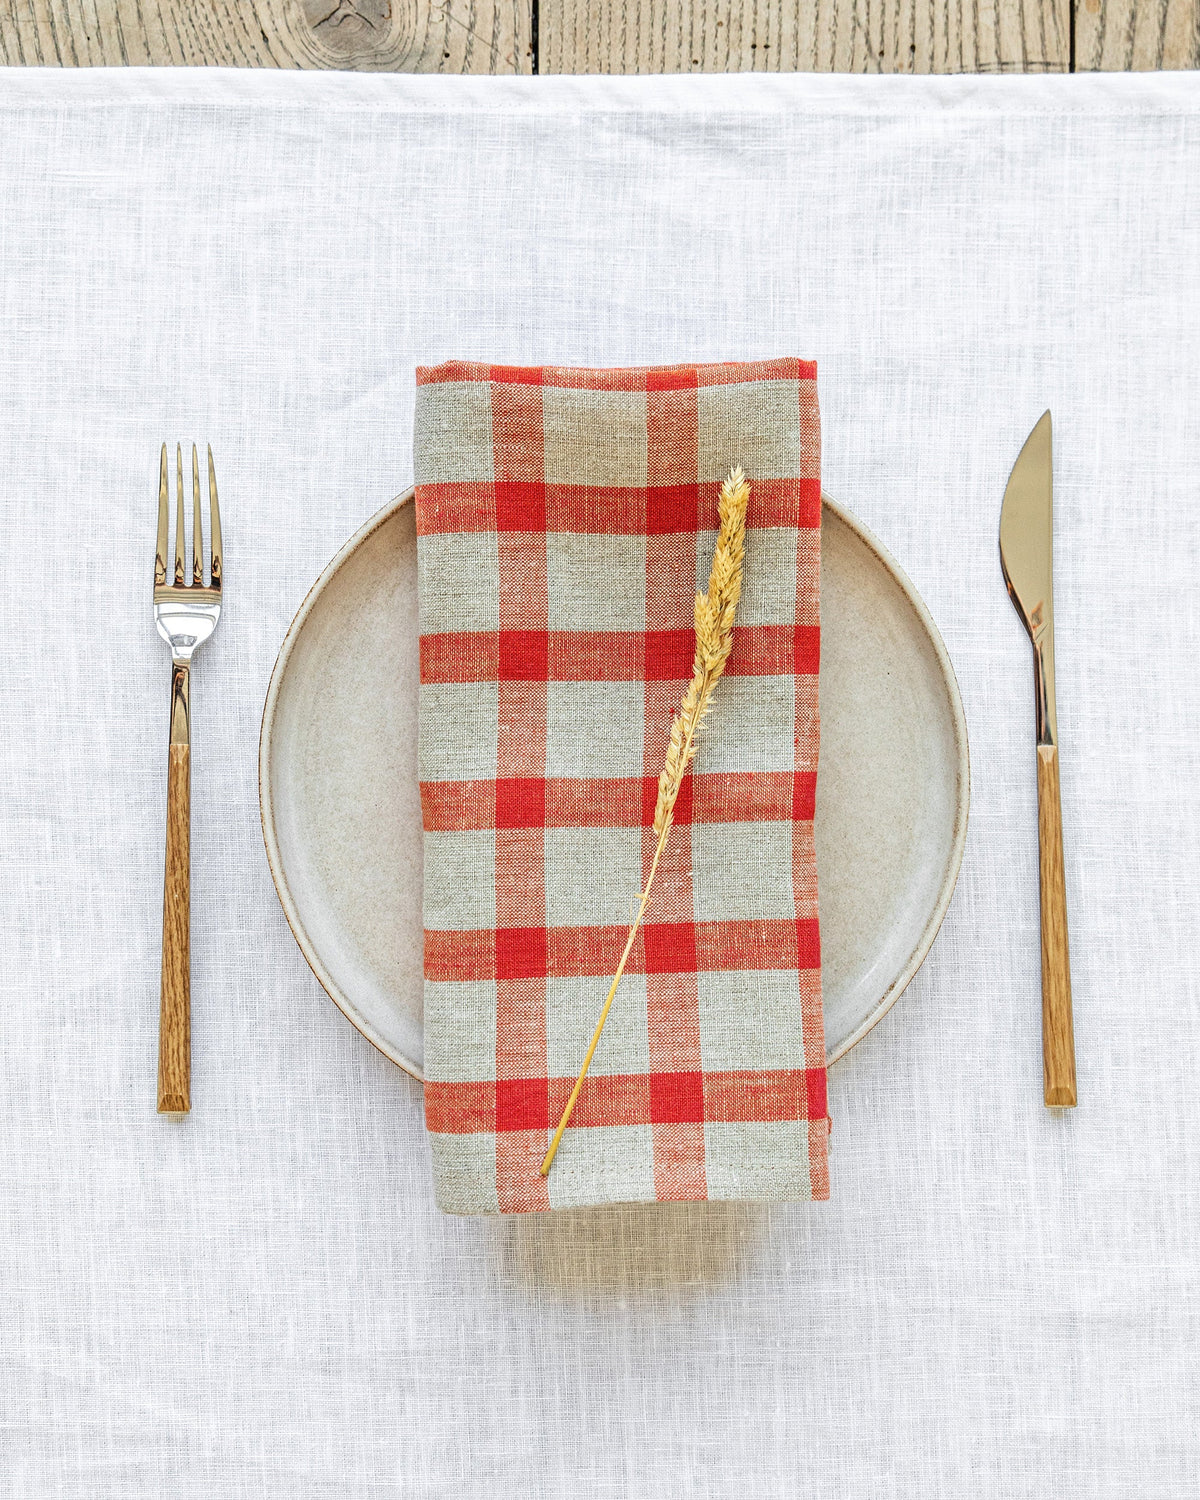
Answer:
[{"xmin": 999, "ymin": 411, "xmax": 1076, "ymax": 1107}]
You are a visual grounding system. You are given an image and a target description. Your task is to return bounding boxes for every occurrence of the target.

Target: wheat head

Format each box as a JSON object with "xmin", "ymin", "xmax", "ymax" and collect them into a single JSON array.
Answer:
[{"xmin": 652, "ymin": 465, "xmax": 750, "ymax": 843}]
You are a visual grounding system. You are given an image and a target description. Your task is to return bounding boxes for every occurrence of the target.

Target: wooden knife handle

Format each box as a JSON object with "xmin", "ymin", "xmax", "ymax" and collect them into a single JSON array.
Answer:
[
  {"xmin": 158, "ymin": 673, "xmax": 191, "ymax": 1114},
  {"xmin": 1036, "ymin": 744, "xmax": 1076, "ymax": 1107}
]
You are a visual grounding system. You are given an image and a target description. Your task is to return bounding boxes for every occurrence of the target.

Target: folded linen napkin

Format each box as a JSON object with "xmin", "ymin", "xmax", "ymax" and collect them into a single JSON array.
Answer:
[{"xmin": 415, "ymin": 359, "xmax": 828, "ymax": 1214}]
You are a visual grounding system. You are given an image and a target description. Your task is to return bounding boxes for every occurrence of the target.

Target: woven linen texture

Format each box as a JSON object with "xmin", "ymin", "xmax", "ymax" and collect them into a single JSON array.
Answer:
[
  {"xmin": 415, "ymin": 360, "xmax": 828, "ymax": 1213},
  {"xmin": 4, "ymin": 70, "xmax": 1200, "ymax": 1500}
]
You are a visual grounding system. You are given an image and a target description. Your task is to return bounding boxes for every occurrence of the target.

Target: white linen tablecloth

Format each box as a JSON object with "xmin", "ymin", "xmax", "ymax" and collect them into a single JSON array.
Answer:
[{"xmin": 1, "ymin": 67, "xmax": 1198, "ymax": 1499}]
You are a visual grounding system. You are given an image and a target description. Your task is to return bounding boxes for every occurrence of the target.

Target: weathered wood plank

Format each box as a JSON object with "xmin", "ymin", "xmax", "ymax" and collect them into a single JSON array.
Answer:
[
  {"xmin": 1076, "ymin": 0, "xmax": 1200, "ymax": 67},
  {"xmin": 0, "ymin": 0, "xmax": 532, "ymax": 72},
  {"xmin": 539, "ymin": 0, "xmax": 1069, "ymax": 73},
  {"xmin": 3, "ymin": 1, "xmax": 1197, "ymax": 84}
]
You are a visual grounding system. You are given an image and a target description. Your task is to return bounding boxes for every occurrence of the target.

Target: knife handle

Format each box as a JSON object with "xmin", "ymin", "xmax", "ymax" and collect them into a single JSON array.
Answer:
[{"xmin": 1036, "ymin": 744, "xmax": 1076, "ymax": 1107}]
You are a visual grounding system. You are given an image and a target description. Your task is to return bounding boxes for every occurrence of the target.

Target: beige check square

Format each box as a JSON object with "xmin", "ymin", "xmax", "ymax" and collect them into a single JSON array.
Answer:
[
  {"xmin": 423, "ymin": 980, "xmax": 498, "ymax": 1083},
  {"xmin": 697, "ymin": 969, "xmax": 811, "ymax": 1073},
  {"xmin": 546, "ymin": 531, "xmax": 647, "ymax": 632},
  {"xmin": 543, "ymin": 825, "xmax": 644, "ymax": 928},
  {"xmin": 418, "ymin": 531, "xmax": 499, "ymax": 635},
  {"xmin": 543, "ymin": 387, "xmax": 649, "ymax": 488},
  {"xmin": 545, "ymin": 680, "xmax": 645, "ymax": 778},
  {"xmin": 692, "ymin": 820, "xmax": 796, "ymax": 923},
  {"xmin": 419, "ymin": 681, "xmax": 500, "ymax": 783},
  {"xmin": 696, "ymin": 675, "xmax": 796, "ymax": 775},
  {"xmin": 547, "ymin": 973, "xmax": 650, "ymax": 1079},
  {"xmin": 739, "ymin": 526, "xmax": 801, "ymax": 627},
  {"xmin": 545, "ymin": 1125, "xmax": 657, "ymax": 1211},
  {"xmin": 423, "ymin": 829, "xmax": 496, "ymax": 930},
  {"xmin": 697, "ymin": 379, "xmax": 803, "ymax": 483},
  {"xmin": 414, "ymin": 380, "xmax": 495, "ymax": 485}
]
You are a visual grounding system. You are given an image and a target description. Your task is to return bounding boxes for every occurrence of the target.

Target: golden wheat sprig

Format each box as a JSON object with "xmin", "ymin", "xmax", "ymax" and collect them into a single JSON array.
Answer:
[
  {"xmin": 653, "ymin": 468, "xmax": 748, "ymax": 839},
  {"xmin": 540, "ymin": 467, "xmax": 750, "ymax": 1177}
]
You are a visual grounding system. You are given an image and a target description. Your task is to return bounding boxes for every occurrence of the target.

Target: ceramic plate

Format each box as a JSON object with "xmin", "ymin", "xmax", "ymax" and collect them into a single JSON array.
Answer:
[{"xmin": 260, "ymin": 491, "xmax": 969, "ymax": 1079}]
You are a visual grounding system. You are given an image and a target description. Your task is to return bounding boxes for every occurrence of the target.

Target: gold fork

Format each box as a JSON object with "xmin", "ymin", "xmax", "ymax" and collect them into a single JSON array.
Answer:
[{"xmin": 153, "ymin": 444, "xmax": 222, "ymax": 1114}]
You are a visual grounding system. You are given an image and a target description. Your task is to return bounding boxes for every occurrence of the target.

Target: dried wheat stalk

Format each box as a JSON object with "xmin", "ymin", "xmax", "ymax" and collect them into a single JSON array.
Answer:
[{"xmin": 540, "ymin": 468, "xmax": 750, "ymax": 1176}]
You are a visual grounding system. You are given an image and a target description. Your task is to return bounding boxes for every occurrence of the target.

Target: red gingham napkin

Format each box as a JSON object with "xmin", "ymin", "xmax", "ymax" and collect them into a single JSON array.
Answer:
[{"xmin": 415, "ymin": 360, "xmax": 827, "ymax": 1213}]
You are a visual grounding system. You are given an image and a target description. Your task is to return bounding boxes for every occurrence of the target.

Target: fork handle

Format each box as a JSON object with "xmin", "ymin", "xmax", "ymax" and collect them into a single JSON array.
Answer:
[
  {"xmin": 159, "ymin": 660, "xmax": 191, "ymax": 1114},
  {"xmin": 1037, "ymin": 743, "xmax": 1076, "ymax": 1107}
]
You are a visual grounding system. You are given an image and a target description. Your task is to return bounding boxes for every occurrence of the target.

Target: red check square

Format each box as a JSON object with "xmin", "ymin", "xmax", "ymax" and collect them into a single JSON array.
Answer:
[
  {"xmin": 806, "ymin": 1067, "xmax": 828, "ymax": 1123},
  {"xmin": 794, "ymin": 625, "xmax": 820, "ymax": 676},
  {"xmin": 490, "ymin": 365, "xmax": 544, "ymax": 386},
  {"xmin": 643, "ymin": 922, "xmax": 697, "ymax": 975},
  {"xmin": 495, "ymin": 927, "xmax": 549, "ymax": 981},
  {"xmin": 498, "ymin": 629, "xmax": 549, "ymax": 682},
  {"xmin": 793, "ymin": 771, "xmax": 817, "ymax": 822},
  {"xmin": 650, "ymin": 1070, "xmax": 705, "ymax": 1124},
  {"xmin": 495, "ymin": 777, "xmax": 546, "ymax": 830},
  {"xmin": 647, "ymin": 367, "xmax": 699, "ymax": 392},
  {"xmin": 496, "ymin": 1077, "xmax": 549, "ymax": 1132},
  {"xmin": 798, "ymin": 477, "xmax": 821, "ymax": 528},
  {"xmin": 646, "ymin": 483, "xmax": 700, "ymax": 536},
  {"xmin": 495, "ymin": 481, "xmax": 546, "ymax": 533},
  {"xmin": 644, "ymin": 628, "xmax": 696, "ymax": 682},
  {"xmin": 795, "ymin": 919, "xmax": 821, "ymax": 970}
]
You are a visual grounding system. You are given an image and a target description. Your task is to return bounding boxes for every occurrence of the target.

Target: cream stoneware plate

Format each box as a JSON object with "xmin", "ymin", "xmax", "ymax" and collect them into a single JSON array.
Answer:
[{"xmin": 260, "ymin": 490, "xmax": 969, "ymax": 1079}]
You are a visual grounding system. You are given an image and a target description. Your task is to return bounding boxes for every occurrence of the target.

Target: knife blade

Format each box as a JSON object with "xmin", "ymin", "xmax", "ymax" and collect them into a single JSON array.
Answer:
[{"xmin": 1000, "ymin": 411, "xmax": 1076, "ymax": 1107}]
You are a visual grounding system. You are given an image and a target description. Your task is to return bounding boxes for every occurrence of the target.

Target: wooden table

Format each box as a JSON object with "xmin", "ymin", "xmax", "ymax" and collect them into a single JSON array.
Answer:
[{"xmin": 1, "ymin": 0, "xmax": 1195, "ymax": 79}]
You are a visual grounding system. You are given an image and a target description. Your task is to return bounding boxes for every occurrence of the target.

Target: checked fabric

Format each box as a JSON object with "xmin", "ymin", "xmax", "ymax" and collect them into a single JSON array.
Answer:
[{"xmin": 414, "ymin": 359, "xmax": 828, "ymax": 1214}]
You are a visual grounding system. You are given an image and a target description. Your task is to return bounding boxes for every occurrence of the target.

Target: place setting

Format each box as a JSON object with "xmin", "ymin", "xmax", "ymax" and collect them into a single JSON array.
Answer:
[
  {"xmin": 5, "ymin": 65, "xmax": 1198, "ymax": 1497},
  {"xmin": 150, "ymin": 354, "xmax": 1082, "ymax": 1214}
]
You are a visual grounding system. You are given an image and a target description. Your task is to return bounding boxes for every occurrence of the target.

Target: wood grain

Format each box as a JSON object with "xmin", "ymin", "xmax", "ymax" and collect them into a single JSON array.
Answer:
[
  {"xmin": 1076, "ymin": 0, "xmax": 1200, "ymax": 68},
  {"xmin": 1037, "ymin": 744, "xmax": 1076, "ymax": 1108},
  {"xmin": 159, "ymin": 740, "xmax": 191, "ymax": 1115},
  {"xmin": 0, "ymin": 0, "xmax": 532, "ymax": 73},
  {"xmin": 539, "ymin": 0, "xmax": 1070, "ymax": 73},
  {"xmin": 4, "ymin": 0, "xmax": 1199, "ymax": 73}
]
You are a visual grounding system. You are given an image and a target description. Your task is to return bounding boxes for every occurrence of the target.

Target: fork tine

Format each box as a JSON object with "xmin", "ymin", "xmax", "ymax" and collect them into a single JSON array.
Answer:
[
  {"xmin": 174, "ymin": 444, "xmax": 186, "ymax": 587},
  {"xmin": 208, "ymin": 446, "xmax": 222, "ymax": 592},
  {"xmin": 191, "ymin": 445, "xmax": 204, "ymax": 587},
  {"xmin": 155, "ymin": 444, "xmax": 169, "ymax": 588}
]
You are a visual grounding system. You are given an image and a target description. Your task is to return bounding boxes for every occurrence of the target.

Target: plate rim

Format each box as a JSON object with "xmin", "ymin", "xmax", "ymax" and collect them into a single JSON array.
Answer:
[{"xmin": 259, "ymin": 488, "xmax": 970, "ymax": 1081}]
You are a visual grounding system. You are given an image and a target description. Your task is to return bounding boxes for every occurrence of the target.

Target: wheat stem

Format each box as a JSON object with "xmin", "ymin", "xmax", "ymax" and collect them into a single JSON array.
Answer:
[{"xmin": 540, "ymin": 468, "xmax": 750, "ymax": 1177}]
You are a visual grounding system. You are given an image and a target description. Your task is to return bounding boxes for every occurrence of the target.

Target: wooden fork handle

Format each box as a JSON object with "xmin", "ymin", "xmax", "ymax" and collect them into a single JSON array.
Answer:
[
  {"xmin": 1037, "ymin": 744, "xmax": 1076, "ymax": 1107},
  {"xmin": 159, "ymin": 661, "xmax": 190, "ymax": 1114}
]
